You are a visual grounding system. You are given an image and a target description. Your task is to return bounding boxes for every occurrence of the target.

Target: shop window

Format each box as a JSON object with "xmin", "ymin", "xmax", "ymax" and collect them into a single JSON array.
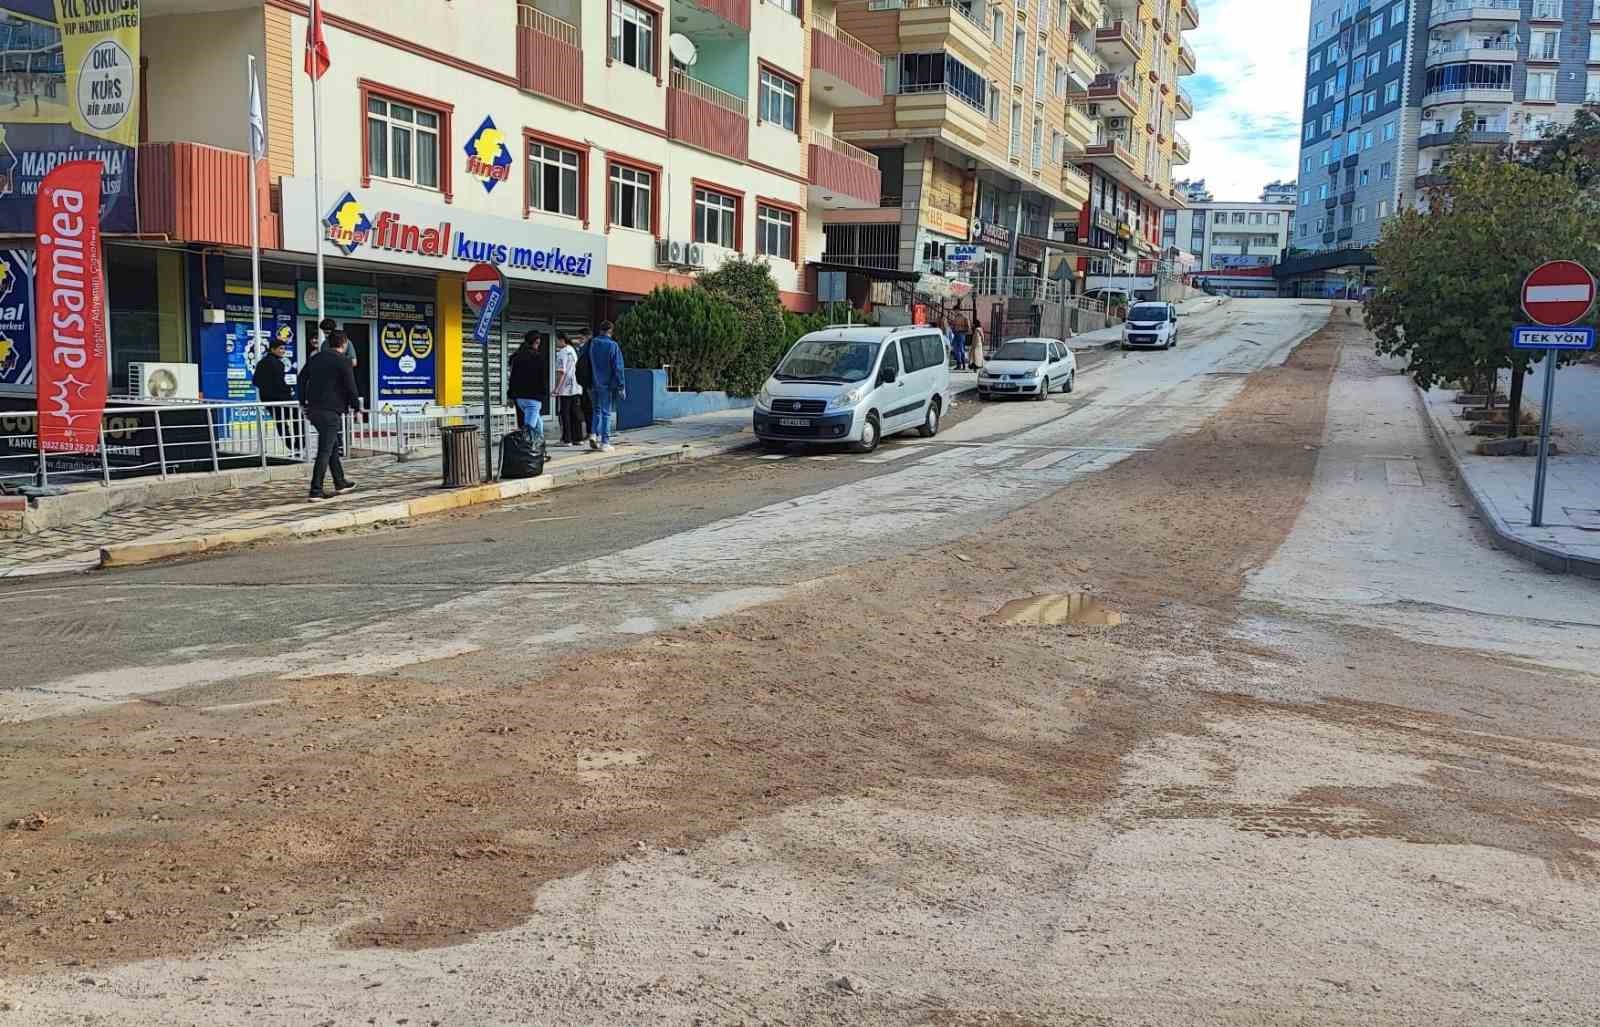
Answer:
[
  {"xmin": 694, "ymin": 186, "xmax": 740, "ymax": 250},
  {"xmin": 759, "ymin": 69, "xmax": 798, "ymax": 132},
  {"xmin": 608, "ymin": 161, "xmax": 656, "ymax": 233},
  {"xmin": 609, "ymin": 0, "xmax": 656, "ymax": 75},
  {"xmin": 526, "ymin": 133, "xmax": 584, "ymax": 221},
  {"xmin": 366, "ymin": 93, "xmax": 441, "ymax": 190},
  {"xmin": 107, "ymin": 246, "xmax": 177, "ymax": 394},
  {"xmin": 757, "ymin": 203, "xmax": 796, "ymax": 262}
]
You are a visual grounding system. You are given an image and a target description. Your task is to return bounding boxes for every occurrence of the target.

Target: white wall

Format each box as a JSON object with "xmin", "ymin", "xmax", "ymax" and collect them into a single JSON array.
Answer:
[{"xmin": 144, "ymin": 10, "xmax": 262, "ymax": 150}]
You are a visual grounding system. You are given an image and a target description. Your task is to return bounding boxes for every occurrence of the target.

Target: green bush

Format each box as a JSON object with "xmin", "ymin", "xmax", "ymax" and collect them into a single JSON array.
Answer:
[
  {"xmin": 699, "ymin": 256, "xmax": 789, "ymax": 397},
  {"xmin": 614, "ymin": 286, "xmax": 742, "ymax": 393}
]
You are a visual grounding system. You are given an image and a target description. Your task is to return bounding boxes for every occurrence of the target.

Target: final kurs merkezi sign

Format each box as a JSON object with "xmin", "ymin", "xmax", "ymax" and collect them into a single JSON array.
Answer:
[{"xmin": 0, "ymin": 1, "xmax": 140, "ymax": 394}]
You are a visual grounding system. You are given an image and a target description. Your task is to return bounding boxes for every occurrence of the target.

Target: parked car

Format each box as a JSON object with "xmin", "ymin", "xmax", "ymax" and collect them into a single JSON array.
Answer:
[
  {"xmin": 977, "ymin": 338, "xmax": 1077, "ymax": 400},
  {"xmin": 1122, "ymin": 302, "xmax": 1180, "ymax": 349},
  {"xmin": 753, "ymin": 325, "xmax": 953, "ymax": 453}
]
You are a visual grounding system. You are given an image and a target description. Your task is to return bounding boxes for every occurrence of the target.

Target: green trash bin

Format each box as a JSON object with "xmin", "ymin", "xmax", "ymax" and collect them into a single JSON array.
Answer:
[{"xmin": 440, "ymin": 424, "xmax": 481, "ymax": 488}]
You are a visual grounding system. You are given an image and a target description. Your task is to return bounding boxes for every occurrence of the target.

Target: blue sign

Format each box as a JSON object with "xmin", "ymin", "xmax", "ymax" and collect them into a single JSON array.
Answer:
[
  {"xmin": 375, "ymin": 296, "xmax": 436, "ymax": 415},
  {"xmin": 1512, "ymin": 325, "xmax": 1596, "ymax": 351},
  {"xmin": 0, "ymin": 248, "xmax": 35, "ymax": 392},
  {"xmin": 472, "ymin": 283, "xmax": 504, "ymax": 345}
]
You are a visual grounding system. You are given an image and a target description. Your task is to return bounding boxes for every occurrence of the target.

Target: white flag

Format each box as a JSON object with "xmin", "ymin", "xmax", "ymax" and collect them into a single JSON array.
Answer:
[{"xmin": 248, "ymin": 63, "xmax": 266, "ymax": 161}]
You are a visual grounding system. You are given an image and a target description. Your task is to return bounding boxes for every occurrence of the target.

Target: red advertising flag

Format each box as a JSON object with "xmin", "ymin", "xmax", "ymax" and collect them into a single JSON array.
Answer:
[
  {"xmin": 35, "ymin": 160, "xmax": 107, "ymax": 454},
  {"xmin": 304, "ymin": 0, "xmax": 331, "ymax": 80}
]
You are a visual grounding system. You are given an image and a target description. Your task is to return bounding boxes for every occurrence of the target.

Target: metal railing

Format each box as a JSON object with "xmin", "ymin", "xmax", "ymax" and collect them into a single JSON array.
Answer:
[
  {"xmin": 896, "ymin": 80, "xmax": 987, "ymax": 113},
  {"xmin": 1429, "ymin": 0, "xmax": 1520, "ymax": 26},
  {"xmin": 1063, "ymin": 162, "xmax": 1090, "ymax": 190},
  {"xmin": 1426, "ymin": 39, "xmax": 1517, "ymax": 60},
  {"xmin": 670, "ymin": 68, "xmax": 748, "ymax": 118},
  {"xmin": 517, "ymin": 3, "xmax": 580, "ymax": 47},
  {"xmin": 812, "ymin": 16, "xmax": 883, "ymax": 63},
  {"xmin": 1, "ymin": 401, "xmax": 518, "ymax": 489},
  {"xmin": 865, "ymin": 0, "xmax": 987, "ymax": 30},
  {"xmin": 811, "ymin": 128, "xmax": 880, "ymax": 168}
]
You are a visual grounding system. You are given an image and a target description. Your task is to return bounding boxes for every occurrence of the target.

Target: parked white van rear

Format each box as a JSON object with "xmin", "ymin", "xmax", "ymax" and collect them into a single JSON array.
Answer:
[{"xmin": 753, "ymin": 326, "xmax": 953, "ymax": 453}]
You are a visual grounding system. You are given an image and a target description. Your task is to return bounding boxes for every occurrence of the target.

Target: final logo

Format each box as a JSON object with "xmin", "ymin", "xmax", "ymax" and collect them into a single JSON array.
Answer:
[
  {"xmin": 463, "ymin": 116, "xmax": 513, "ymax": 194},
  {"xmin": 323, "ymin": 192, "xmax": 374, "ymax": 255}
]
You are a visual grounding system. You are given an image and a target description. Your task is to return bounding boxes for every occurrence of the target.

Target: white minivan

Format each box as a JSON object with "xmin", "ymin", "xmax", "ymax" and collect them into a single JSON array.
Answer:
[{"xmin": 754, "ymin": 325, "xmax": 953, "ymax": 453}]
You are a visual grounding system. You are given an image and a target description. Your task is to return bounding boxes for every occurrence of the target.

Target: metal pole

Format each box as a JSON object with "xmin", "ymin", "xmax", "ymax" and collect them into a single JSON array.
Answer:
[
  {"xmin": 247, "ymin": 55, "xmax": 264, "ymax": 390},
  {"xmin": 310, "ymin": 0, "xmax": 326, "ymax": 339},
  {"xmin": 36, "ymin": 421, "xmax": 47, "ymax": 487},
  {"xmin": 153, "ymin": 409, "xmax": 168, "ymax": 479},
  {"xmin": 97, "ymin": 420, "xmax": 110, "ymax": 486},
  {"xmin": 1530, "ymin": 348, "xmax": 1558, "ymax": 528},
  {"xmin": 257, "ymin": 404, "xmax": 268, "ymax": 467},
  {"xmin": 485, "ymin": 307, "xmax": 497, "ymax": 482},
  {"xmin": 205, "ymin": 409, "xmax": 221, "ymax": 474}
]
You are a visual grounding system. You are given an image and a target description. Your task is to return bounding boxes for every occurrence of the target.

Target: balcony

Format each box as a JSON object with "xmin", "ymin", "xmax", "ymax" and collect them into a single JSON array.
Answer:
[
  {"xmin": 889, "ymin": 0, "xmax": 992, "ymax": 69},
  {"xmin": 1180, "ymin": 0, "xmax": 1198, "ymax": 31},
  {"xmin": 1074, "ymin": 0, "xmax": 1106, "ymax": 30},
  {"xmin": 1415, "ymin": 172, "xmax": 1450, "ymax": 189},
  {"xmin": 138, "ymin": 142, "xmax": 272, "ymax": 248},
  {"xmin": 682, "ymin": 0, "xmax": 750, "ymax": 32},
  {"xmin": 668, "ymin": 70, "xmax": 749, "ymax": 162},
  {"xmin": 893, "ymin": 83, "xmax": 990, "ymax": 150},
  {"xmin": 1172, "ymin": 131, "xmax": 1190, "ymax": 164},
  {"xmin": 1095, "ymin": 19, "xmax": 1144, "ymax": 70},
  {"xmin": 1425, "ymin": 40, "xmax": 1517, "ymax": 69},
  {"xmin": 1174, "ymin": 86, "xmax": 1193, "ymax": 119},
  {"xmin": 1428, "ymin": 0, "xmax": 1521, "ymax": 29},
  {"xmin": 1337, "ymin": 227, "xmax": 1355, "ymax": 242},
  {"xmin": 516, "ymin": 4, "xmax": 581, "ymax": 108},
  {"xmin": 811, "ymin": 19, "xmax": 884, "ymax": 108},
  {"xmin": 1420, "ymin": 82, "xmax": 1514, "ymax": 109},
  {"xmin": 1324, "ymin": 195, "xmax": 1338, "ymax": 209},
  {"xmin": 1322, "ymin": 230, "xmax": 1337, "ymax": 244},
  {"xmin": 1064, "ymin": 103, "xmax": 1097, "ymax": 152},
  {"xmin": 1086, "ymin": 74, "xmax": 1139, "ymax": 119},
  {"xmin": 1177, "ymin": 40, "xmax": 1197, "ymax": 75},
  {"xmin": 1081, "ymin": 137, "xmax": 1140, "ymax": 176},
  {"xmin": 1340, "ymin": 189, "xmax": 1357, "ymax": 205},
  {"xmin": 1417, "ymin": 126, "xmax": 1510, "ymax": 149},
  {"xmin": 1062, "ymin": 162, "xmax": 1091, "ymax": 208},
  {"xmin": 1343, "ymin": 154, "xmax": 1359, "ymax": 168},
  {"xmin": 809, "ymin": 130, "xmax": 881, "ymax": 210}
]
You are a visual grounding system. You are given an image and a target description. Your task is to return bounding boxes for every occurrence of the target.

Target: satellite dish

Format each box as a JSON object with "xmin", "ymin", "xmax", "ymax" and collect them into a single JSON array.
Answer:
[{"xmin": 669, "ymin": 33, "xmax": 698, "ymax": 68}]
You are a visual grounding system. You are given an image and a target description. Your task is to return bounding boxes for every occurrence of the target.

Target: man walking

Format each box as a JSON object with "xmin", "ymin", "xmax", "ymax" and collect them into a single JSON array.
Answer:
[
  {"xmin": 507, "ymin": 331, "xmax": 547, "ymax": 438},
  {"xmin": 298, "ymin": 330, "xmax": 360, "ymax": 501},
  {"xmin": 251, "ymin": 335, "xmax": 299, "ymax": 454},
  {"xmin": 575, "ymin": 333, "xmax": 595, "ymax": 444},
  {"xmin": 553, "ymin": 333, "xmax": 584, "ymax": 446},
  {"xmin": 586, "ymin": 321, "xmax": 625, "ymax": 452}
]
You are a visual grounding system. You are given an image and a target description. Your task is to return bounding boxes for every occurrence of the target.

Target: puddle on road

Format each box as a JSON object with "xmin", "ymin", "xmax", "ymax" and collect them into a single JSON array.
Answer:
[{"xmin": 988, "ymin": 593, "xmax": 1124, "ymax": 627}]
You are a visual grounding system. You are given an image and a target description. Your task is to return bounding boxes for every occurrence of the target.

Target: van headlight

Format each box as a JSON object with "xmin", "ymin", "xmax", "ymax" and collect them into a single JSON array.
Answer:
[
  {"xmin": 826, "ymin": 385, "xmax": 865, "ymax": 412},
  {"xmin": 756, "ymin": 386, "xmax": 774, "ymax": 411}
]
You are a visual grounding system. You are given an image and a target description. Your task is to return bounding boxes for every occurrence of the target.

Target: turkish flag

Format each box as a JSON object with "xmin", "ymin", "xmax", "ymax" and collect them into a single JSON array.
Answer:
[
  {"xmin": 35, "ymin": 161, "xmax": 107, "ymax": 454},
  {"xmin": 305, "ymin": 0, "xmax": 331, "ymax": 80}
]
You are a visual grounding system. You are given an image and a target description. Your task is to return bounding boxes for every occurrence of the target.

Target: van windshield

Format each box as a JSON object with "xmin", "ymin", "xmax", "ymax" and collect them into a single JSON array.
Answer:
[
  {"xmin": 1129, "ymin": 304, "xmax": 1169, "ymax": 322},
  {"xmin": 991, "ymin": 342, "xmax": 1048, "ymax": 362},
  {"xmin": 774, "ymin": 340, "xmax": 880, "ymax": 383}
]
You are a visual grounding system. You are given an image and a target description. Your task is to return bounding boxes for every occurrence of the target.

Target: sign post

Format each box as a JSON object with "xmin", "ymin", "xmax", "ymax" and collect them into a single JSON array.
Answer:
[
  {"xmin": 466, "ymin": 262, "xmax": 505, "ymax": 483},
  {"xmin": 1513, "ymin": 260, "xmax": 1597, "ymax": 527}
]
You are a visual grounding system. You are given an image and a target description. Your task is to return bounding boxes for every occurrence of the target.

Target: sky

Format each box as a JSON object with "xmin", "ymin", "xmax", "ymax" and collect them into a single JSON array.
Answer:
[{"xmin": 1179, "ymin": 0, "xmax": 1312, "ymax": 202}]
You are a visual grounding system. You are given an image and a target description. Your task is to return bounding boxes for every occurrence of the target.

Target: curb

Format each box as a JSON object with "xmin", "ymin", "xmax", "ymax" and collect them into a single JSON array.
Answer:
[
  {"xmin": 1416, "ymin": 385, "xmax": 1600, "ymax": 579},
  {"xmin": 98, "ymin": 436, "xmax": 757, "ymax": 570}
]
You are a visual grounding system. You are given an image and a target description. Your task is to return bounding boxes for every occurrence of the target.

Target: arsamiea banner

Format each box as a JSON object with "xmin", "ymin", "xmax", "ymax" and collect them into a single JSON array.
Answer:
[{"xmin": 0, "ymin": 0, "xmax": 139, "ymax": 234}]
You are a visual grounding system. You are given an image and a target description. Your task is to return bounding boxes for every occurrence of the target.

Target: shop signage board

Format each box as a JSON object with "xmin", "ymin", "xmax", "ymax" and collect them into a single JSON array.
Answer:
[
  {"xmin": 0, "ymin": 248, "xmax": 36, "ymax": 394},
  {"xmin": 0, "ymin": 0, "xmax": 141, "ymax": 234},
  {"xmin": 375, "ymin": 297, "xmax": 436, "ymax": 415},
  {"xmin": 34, "ymin": 159, "xmax": 107, "ymax": 457},
  {"xmin": 971, "ymin": 219, "xmax": 1011, "ymax": 249},
  {"xmin": 462, "ymin": 115, "xmax": 513, "ymax": 194},
  {"xmin": 296, "ymin": 281, "xmax": 378, "ymax": 320},
  {"xmin": 924, "ymin": 207, "xmax": 970, "ymax": 240},
  {"xmin": 203, "ymin": 285, "xmax": 298, "ymax": 436},
  {"xmin": 949, "ymin": 244, "xmax": 985, "ymax": 269},
  {"xmin": 281, "ymin": 177, "xmax": 608, "ymax": 290}
]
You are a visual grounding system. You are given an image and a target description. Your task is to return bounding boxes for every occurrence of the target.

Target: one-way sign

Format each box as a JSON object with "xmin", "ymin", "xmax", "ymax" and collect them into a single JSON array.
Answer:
[{"xmin": 1512, "ymin": 325, "xmax": 1597, "ymax": 351}]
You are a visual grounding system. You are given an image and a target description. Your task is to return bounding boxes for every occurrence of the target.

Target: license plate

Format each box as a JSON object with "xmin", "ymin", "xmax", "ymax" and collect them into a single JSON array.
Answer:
[
  {"xmin": 779, "ymin": 417, "xmax": 810, "ymax": 427},
  {"xmin": 993, "ymin": 384, "xmax": 1017, "ymax": 391}
]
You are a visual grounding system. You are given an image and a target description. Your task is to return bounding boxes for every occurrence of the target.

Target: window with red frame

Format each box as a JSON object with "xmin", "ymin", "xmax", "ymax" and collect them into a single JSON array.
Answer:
[
  {"xmin": 694, "ymin": 187, "xmax": 740, "ymax": 249},
  {"xmin": 367, "ymin": 93, "xmax": 442, "ymax": 190},
  {"xmin": 757, "ymin": 204, "xmax": 795, "ymax": 262}
]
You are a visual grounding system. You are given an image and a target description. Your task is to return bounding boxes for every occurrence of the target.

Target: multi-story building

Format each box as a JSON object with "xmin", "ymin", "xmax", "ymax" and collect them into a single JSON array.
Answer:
[
  {"xmin": 1167, "ymin": 199, "xmax": 1296, "ymax": 271},
  {"xmin": 0, "ymin": 0, "xmax": 886, "ymax": 414},
  {"xmin": 1174, "ymin": 177, "xmax": 1214, "ymax": 202},
  {"xmin": 1260, "ymin": 179, "xmax": 1299, "ymax": 204},
  {"xmin": 822, "ymin": 0, "xmax": 1198, "ymax": 302},
  {"xmin": 1293, "ymin": 0, "xmax": 1596, "ymax": 257}
]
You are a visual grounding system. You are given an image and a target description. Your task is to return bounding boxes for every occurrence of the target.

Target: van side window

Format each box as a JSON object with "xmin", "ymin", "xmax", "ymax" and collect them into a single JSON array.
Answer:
[{"xmin": 879, "ymin": 341, "xmax": 900, "ymax": 379}]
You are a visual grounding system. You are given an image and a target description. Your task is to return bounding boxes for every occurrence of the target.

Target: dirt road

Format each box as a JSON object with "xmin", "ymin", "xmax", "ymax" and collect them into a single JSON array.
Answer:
[{"xmin": 3, "ymin": 306, "xmax": 1598, "ymax": 1024}]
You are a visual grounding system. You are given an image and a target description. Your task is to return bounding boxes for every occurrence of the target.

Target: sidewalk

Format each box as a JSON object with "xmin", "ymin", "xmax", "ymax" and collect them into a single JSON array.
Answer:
[
  {"xmin": 1419, "ymin": 387, "xmax": 1600, "ymax": 578},
  {"xmin": 0, "ymin": 409, "xmax": 755, "ymax": 579}
]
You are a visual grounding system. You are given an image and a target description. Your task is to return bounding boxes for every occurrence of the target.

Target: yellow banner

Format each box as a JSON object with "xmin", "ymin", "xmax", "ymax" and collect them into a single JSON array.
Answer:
[{"xmin": 54, "ymin": 0, "xmax": 140, "ymax": 147}]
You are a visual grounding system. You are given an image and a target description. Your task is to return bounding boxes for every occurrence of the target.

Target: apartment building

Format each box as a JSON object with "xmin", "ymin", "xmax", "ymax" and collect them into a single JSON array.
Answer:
[
  {"xmin": 820, "ymin": 0, "xmax": 1197, "ymax": 299},
  {"xmin": 1166, "ymin": 199, "xmax": 1295, "ymax": 271},
  {"xmin": 0, "ymin": 0, "xmax": 878, "ymax": 414},
  {"xmin": 1293, "ymin": 0, "xmax": 1597, "ymax": 256}
]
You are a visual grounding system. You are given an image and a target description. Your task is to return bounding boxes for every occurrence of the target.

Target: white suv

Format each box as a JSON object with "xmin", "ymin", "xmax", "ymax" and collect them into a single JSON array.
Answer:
[{"xmin": 1122, "ymin": 302, "xmax": 1180, "ymax": 350}]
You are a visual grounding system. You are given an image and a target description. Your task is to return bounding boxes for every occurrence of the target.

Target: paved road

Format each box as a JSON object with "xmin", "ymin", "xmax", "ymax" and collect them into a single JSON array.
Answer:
[{"xmin": 0, "ymin": 298, "xmax": 1329, "ymax": 721}]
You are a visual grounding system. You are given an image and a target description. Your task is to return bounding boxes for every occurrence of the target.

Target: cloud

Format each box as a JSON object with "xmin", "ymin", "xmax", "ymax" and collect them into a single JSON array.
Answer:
[{"xmin": 1179, "ymin": 0, "xmax": 1311, "ymax": 201}]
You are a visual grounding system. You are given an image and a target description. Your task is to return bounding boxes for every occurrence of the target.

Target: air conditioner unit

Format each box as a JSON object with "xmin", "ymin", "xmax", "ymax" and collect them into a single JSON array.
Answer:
[
  {"xmin": 1107, "ymin": 117, "xmax": 1129, "ymax": 130},
  {"xmin": 128, "ymin": 362, "xmax": 200, "ymax": 401},
  {"xmin": 684, "ymin": 242, "xmax": 707, "ymax": 269},
  {"xmin": 655, "ymin": 238, "xmax": 686, "ymax": 268}
]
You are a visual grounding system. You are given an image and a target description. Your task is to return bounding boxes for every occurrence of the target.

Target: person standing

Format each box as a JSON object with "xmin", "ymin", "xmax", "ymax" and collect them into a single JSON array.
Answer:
[
  {"xmin": 586, "ymin": 321, "xmax": 625, "ymax": 452},
  {"xmin": 507, "ymin": 331, "xmax": 547, "ymax": 438},
  {"xmin": 970, "ymin": 320, "xmax": 986, "ymax": 370},
  {"xmin": 553, "ymin": 333, "xmax": 583, "ymax": 446},
  {"xmin": 575, "ymin": 332, "xmax": 595, "ymax": 443},
  {"xmin": 251, "ymin": 336, "xmax": 299, "ymax": 453},
  {"xmin": 297, "ymin": 330, "xmax": 360, "ymax": 501}
]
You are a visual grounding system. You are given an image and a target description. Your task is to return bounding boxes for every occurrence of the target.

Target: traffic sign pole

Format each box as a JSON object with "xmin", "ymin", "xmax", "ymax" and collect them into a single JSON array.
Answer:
[
  {"xmin": 1517, "ymin": 261, "xmax": 1597, "ymax": 528},
  {"xmin": 1532, "ymin": 349, "xmax": 1558, "ymax": 527}
]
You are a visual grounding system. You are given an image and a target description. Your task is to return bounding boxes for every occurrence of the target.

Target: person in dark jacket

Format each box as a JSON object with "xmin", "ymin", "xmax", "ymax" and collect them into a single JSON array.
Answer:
[
  {"xmin": 251, "ymin": 336, "xmax": 299, "ymax": 453},
  {"xmin": 506, "ymin": 331, "xmax": 548, "ymax": 437},
  {"xmin": 574, "ymin": 333, "xmax": 595, "ymax": 443},
  {"xmin": 586, "ymin": 321, "xmax": 626, "ymax": 452},
  {"xmin": 297, "ymin": 331, "xmax": 360, "ymax": 501}
]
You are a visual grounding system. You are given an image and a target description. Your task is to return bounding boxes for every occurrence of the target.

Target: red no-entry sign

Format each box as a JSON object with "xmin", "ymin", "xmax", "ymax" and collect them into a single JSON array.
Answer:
[
  {"xmin": 464, "ymin": 262, "xmax": 504, "ymax": 314},
  {"xmin": 1522, "ymin": 260, "xmax": 1595, "ymax": 327}
]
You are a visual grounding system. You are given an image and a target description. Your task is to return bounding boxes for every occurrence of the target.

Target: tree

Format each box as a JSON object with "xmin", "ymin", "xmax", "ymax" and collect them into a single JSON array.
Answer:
[
  {"xmin": 697, "ymin": 256, "xmax": 789, "ymax": 397},
  {"xmin": 614, "ymin": 286, "xmax": 742, "ymax": 393},
  {"xmin": 1366, "ymin": 148, "xmax": 1600, "ymax": 438},
  {"xmin": 1517, "ymin": 104, "xmax": 1600, "ymax": 190}
]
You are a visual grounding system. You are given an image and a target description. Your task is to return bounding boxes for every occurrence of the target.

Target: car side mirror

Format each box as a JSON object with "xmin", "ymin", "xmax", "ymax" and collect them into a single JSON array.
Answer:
[{"xmin": 879, "ymin": 368, "xmax": 898, "ymax": 386}]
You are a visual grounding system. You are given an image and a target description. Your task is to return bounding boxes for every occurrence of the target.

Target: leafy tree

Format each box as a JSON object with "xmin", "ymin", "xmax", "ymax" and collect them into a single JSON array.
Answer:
[
  {"xmin": 698, "ymin": 256, "xmax": 789, "ymax": 397},
  {"xmin": 1517, "ymin": 104, "xmax": 1600, "ymax": 190},
  {"xmin": 614, "ymin": 286, "xmax": 742, "ymax": 393},
  {"xmin": 1367, "ymin": 147, "xmax": 1599, "ymax": 438}
]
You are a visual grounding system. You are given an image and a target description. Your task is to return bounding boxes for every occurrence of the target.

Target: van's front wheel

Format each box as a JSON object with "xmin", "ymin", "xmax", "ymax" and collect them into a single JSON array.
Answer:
[{"xmin": 852, "ymin": 413, "xmax": 881, "ymax": 454}]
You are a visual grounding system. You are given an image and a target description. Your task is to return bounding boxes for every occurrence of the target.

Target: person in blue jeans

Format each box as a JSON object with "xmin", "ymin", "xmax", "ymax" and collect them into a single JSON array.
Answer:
[
  {"xmin": 507, "ymin": 331, "xmax": 547, "ymax": 438},
  {"xmin": 586, "ymin": 321, "xmax": 626, "ymax": 452}
]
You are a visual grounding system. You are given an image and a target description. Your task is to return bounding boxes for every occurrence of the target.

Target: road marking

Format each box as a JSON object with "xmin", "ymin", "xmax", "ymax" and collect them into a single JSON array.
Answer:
[
  {"xmin": 862, "ymin": 446, "xmax": 927, "ymax": 464},
  {"xmin": 759, "ymin": 454, "xmax": 788, "ymax": 461},
  {"xmin": 1019, "ymin": 450, "xmax": 1081, "ymax": 471}
]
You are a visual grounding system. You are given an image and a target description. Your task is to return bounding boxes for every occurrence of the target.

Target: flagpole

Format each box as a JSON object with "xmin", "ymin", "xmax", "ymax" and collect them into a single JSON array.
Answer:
[
  {"xmin": 248, "ymin": 54, "xmax": 264, "ymax": 388},
  {"xmin": 310, "ymin": 0, "xmax": 326, "ymax": 343}
]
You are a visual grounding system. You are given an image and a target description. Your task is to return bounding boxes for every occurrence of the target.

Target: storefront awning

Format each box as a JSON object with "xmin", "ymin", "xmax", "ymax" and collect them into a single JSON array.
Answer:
[{"xmin": 807, "ymin": 260, "xmax": 919, "ymax": 283}]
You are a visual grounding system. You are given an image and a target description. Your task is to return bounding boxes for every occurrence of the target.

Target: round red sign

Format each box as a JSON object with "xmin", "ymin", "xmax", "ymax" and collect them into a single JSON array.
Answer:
[
  {"xmin": 463, "ymin": 262, "xmax": 504, "ymax": 314},
  {"xmin": 1522, "ymin": 260, "xmax": 1596, "ymax": 327}
]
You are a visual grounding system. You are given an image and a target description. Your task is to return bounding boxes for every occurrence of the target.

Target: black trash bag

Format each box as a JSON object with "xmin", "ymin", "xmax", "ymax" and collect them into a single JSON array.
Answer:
[{"xmin": 500, "ymin": 430, "xmax": 546, "ymax": 480}]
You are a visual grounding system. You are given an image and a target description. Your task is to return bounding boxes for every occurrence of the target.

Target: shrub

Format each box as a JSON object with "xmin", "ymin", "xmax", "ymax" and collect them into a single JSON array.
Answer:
[
  {"xmin": 614, "ymin": 286, "xmax": 742, "ymax": 393},
  {"xmin": 699, "ymin": 256, "xmax": 789, "ymax": 397}
]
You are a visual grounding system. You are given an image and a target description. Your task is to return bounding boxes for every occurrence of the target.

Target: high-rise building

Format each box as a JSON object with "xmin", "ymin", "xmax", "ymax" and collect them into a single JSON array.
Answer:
[
  {"xmin": 1260, "ymin": 180, "xmax": 1299, "ymax": 204},
  {"xmin": 1294, "ymin": 0, "xmax": 1595, "ymax": 256}
]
